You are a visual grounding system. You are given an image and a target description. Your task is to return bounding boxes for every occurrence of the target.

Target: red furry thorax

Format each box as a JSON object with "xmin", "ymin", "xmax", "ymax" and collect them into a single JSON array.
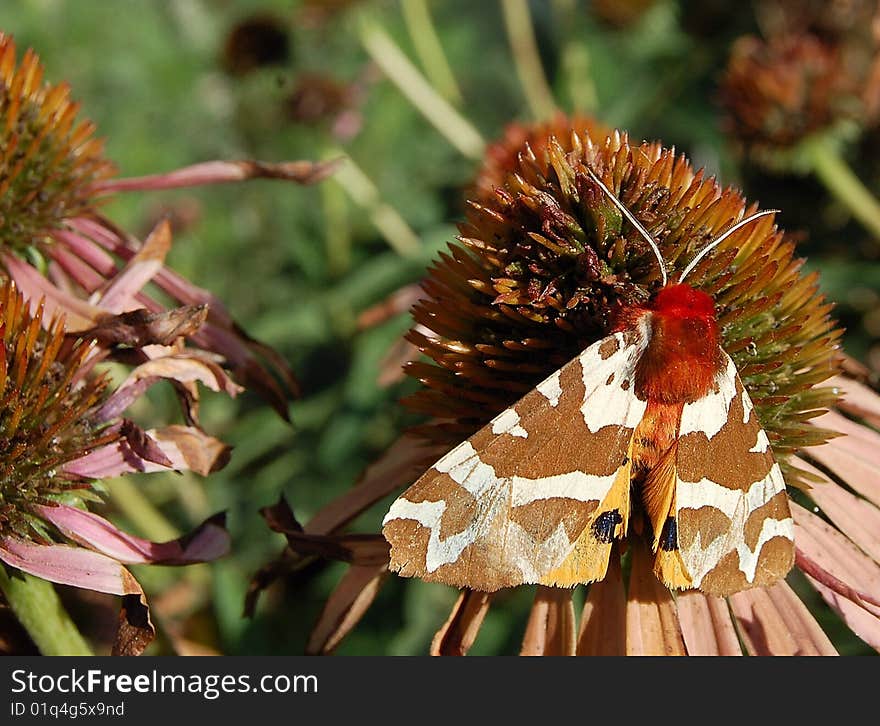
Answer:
[{"xmin": 618, "ymin": 284, "xmax": 724, "ymax": 405}]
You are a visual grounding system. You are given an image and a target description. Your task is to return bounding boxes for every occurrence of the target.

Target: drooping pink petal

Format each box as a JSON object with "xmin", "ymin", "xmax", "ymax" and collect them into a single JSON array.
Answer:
[
  {"xmin": 577, "ymin": 551, "xmax": 626, "ymax": 655},
  {"xmin": 520, "ymin": 586, "xmax": 576, "ymax": 656},
  {"xmin": 792, "ymin": 501, "xmax": 880, "ymax": 650},
  {"xmin": 0, "ymin": 537, "xmax": 141, "ymax": 595},
  {"xmin": 675, "ymin": 590, "xmax": 743, "ymax": 655},
  {"xmin": 96, "ymin": 353, "xmax": 243, "ymax": 422},
  {"xmin": 305, "ymin": 564, "xmax": 388, "ymax": 655},
  {"xmin": 3, "ymin": 253, "xmax": 101, "ymax": 330},
  {"xmin": 93, "ymin": 219, "xmax": 171, "ymax": 314},
  {"xmin": 625, "ymin": 544, "xmax": 686, "ymax": 655},
  {"xmin": 90, "ymin": 158, "xmax": 339, "ymax": 194},
  {"xmin": 34, "ymin": 505, "xmax": 229, "ymax": 565},
  {"xmin": 795, "ymin": 458, "xmax": 880, "ymax": 565},
  {"xmin": 806, "ymin": 410, "xmax": 880, "ymax": 508},
  {"xmin": 728, "ymin": 581, "xmax": 837, "ymax": 655},
  {"xmin": 827, "ymin": 374, "xmax": 880, "ymax": 429},
  {"xmin": 431, "ymin": 590, "xmax": 492, "ymax": 656}
]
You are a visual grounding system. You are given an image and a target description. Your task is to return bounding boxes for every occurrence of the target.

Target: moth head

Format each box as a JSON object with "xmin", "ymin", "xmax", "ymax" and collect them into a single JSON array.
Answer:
[{"xmin": 649, "ymin": 283, "xmax": 716, "ymax": 323}]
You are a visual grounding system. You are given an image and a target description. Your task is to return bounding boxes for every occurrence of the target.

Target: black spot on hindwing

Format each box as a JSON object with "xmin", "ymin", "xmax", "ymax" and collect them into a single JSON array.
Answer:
[{"xmin": 592, "ymin": 509, "xmax": 623, "ymax": 544}]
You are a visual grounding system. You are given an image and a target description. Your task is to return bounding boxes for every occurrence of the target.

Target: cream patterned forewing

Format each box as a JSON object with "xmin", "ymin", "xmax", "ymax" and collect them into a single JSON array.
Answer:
[
  {"xmin": 382, "ymin": 330, "xmax": 649, "ymax": 592},
  {"xmin": 673, "ymin": 352, "xmax": 794, "ymax": 596}
]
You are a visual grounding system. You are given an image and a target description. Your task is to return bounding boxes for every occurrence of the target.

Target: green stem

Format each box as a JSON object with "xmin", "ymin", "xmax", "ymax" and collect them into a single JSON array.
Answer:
[
  {"xmin": 501, "ymin": 0, "xmax": 558, "ymax": 120},
  {"xmin": 359, "ymin": 18, "xmax": 485, "ymax": 160},
  {"xmin": 401, "ymin": 0, "xmax": 462, "ymax": 104},
  {"xmin": 108, "ymin": 476, "xmax": 178, "ymax": 542},
  {"xmin": 0, "ymin": 568, "xmax": 93, "ymax": 655},
  {"xmin": 805, "ymin": 136, "xmax": 880, "ymax": 241},
  {"xmin": 327, "ymin": 150, "xmax": 422, "ymax": 257}
]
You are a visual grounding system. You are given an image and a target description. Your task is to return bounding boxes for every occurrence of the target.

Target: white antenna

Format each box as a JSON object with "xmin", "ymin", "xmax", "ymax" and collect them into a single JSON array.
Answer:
[
  {"xmin": 586, "ymin": 168, "xmax": 667, "ymax": 287},
  {"xmin": 678, "ymin": 209, "xmax": 779, "ymax": 283}
]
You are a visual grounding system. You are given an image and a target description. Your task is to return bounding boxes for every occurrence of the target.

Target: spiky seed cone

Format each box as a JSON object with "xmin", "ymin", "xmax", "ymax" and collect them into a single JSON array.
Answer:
[
  {"xmin": 472, "ymin": 113, "xmax": 610, "ymax": 203},
  {"xmin": 0, "ymin": 33, "xmax": 115, "ymax": 253},
  {"xmin": 0, "ymin": 281, "xmax": 113, "ymax": 541},
  {"xmin": 404, "ymin": 128, "xmax": 842, "ymax": 487}
]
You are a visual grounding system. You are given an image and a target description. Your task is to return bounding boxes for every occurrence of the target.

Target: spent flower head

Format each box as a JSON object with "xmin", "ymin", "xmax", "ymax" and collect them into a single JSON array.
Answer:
[
  {"xmin": 0, "ymin": 277, "xmax": 230, "ymax": 655},
  {"xmin": 0, "ymin": 32, "xmax": 336, "ymax": 419}
]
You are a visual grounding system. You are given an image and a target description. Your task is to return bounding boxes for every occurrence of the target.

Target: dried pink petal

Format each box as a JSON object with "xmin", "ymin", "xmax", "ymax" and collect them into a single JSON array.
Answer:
[
  {"xmin": 675, "ymin": 590, "xmax": 743, "ymax": 655},
  {"xmin": 625, "ymin": 545, "xmax": 686, "ymax": 655},
  {"xmin": 431, "ymin": 590, "xmax": 493, "ymax": 656},
  {"xmin": 35, "ymin": 505, "xmax": 229, "ymax": 565},
  {"xmin": 728, "ymin": 581, "xmax": 837, "ymax": 655},
  {"xmin": 577, "ymin": 551, "xmax": 626, "ymax": 655},
  {"xmin": 521, "ymin": 586, "xmax": 576, "ymax": 656}
]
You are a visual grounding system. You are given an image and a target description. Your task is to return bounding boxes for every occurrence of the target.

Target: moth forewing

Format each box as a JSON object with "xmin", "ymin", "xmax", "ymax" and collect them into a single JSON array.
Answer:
[
  {"xmin": 382, "ymin": 329, "xmax": 650, "ymax": 592},
  {"xmin": 668, "ymin": 354, "xmax": 795, "ymax": 596}
]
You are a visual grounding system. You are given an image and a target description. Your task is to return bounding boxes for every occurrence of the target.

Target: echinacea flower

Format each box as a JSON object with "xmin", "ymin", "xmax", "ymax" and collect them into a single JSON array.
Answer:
[
  {"xmin": 0, "ymin": 32, "xmax": 336, "ymax": 419},
  {"xmin": 0, "ymin": 275, "xmax": 231, "ymax": 655},
  {"xmin": 253, "ymin": 122, "xmax": 880, "ymax": 655}
]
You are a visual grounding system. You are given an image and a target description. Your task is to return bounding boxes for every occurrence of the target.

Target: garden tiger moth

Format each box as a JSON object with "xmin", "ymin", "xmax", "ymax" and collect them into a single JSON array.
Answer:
[{"xmin": 382, "ymin": 169, "xmax": 794, "ymax": 597}]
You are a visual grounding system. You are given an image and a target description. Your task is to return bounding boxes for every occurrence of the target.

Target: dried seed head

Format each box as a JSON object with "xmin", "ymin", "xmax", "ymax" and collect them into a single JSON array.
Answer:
[
  {"xmin": 0, "ymin": 33, "xmax": 115, "ymax": 252},
  {"xmin": 405, "ymin": 127, "xmax": 842, "ymax": 487},
  {"xmin": 720, "ymin": 28, "xmax": 880, "ymax": 159}
]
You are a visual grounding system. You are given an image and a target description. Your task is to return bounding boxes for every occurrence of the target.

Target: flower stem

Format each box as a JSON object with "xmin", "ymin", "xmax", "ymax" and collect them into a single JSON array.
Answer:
[
  {"xmin": 501, "ymin": 0, "xmax": 558, "ymax": 120},
  {"xmin": 359, "ymin": 18, "xmax": 485, "ymax": 160},
  {"xmin": 0, "ymin": 568, "xmax": 93, "ymax": 655},
  {"xmin": 326, "ymin": 150, "xmax": 422, "ymax": 258},
  {"xmin": 804, "ymin": 135, "xmax": 880, "ymax": 242},
  {"xmin": 401, "ymin": 0, "xmax": 462, "ymax": 105}
]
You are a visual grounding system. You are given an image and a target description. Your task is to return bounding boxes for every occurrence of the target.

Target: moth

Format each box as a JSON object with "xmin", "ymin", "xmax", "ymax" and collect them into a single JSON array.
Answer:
[{"xmin": 383, "ymin": 169, "xmax": 794, "ymax": 597}]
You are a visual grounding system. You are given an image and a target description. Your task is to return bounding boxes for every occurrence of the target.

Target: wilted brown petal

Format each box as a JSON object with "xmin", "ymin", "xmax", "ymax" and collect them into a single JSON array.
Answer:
[
  {"xmin": 90, "ymin": 158, "xmax": 340, "ymax": 193},
  {"xmin": 276, "ymin": 531, "xmax": 389, "ymax": 567},
  {"xmin": 520, "ymin": 586, "xmax": 576, "ymax": 656},
  {"xmin": 113, "ymin": 593, "xmax": 155, "ymax": 656},
  {"xmin": 149, "ymin": 426, "xmax": 231, "ymax": 476},
  {"xmin": 305, "ymin": 434, "xmax": 447, "ymax": 535},
  {"xmin": 625, "ymin": 544, "xmax": 686, "ymax": 655},
  {"xmin": 792, "ymin": 501, "xmax": 880, "ymax": 650},
  {"xmin": 79, "ymin": 305, "xmax": 209, "ymax": 348},
  {"xmin": 577, "ymin": 550, "xmax": 626, "ymax": 655},
  {"xmin": 431, "ymin": 590, "xmax": 493, "ymax": 656},
  {"xmin": 306, "ymin": 564, "xmax": 388, "ymax": 655},
  {"xmin": 728, "ymin": 581, "xmax": 837, "ymax": 655},
  {"xmin": 675, "ymin": 590, "xmax": 743, "ymax": 656}
]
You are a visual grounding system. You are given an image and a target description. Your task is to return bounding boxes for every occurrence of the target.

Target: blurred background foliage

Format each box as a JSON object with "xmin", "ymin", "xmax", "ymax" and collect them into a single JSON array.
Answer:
[{"xmin": 2, "ymin": 0, "xmax": 877, "ymax": 655}]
